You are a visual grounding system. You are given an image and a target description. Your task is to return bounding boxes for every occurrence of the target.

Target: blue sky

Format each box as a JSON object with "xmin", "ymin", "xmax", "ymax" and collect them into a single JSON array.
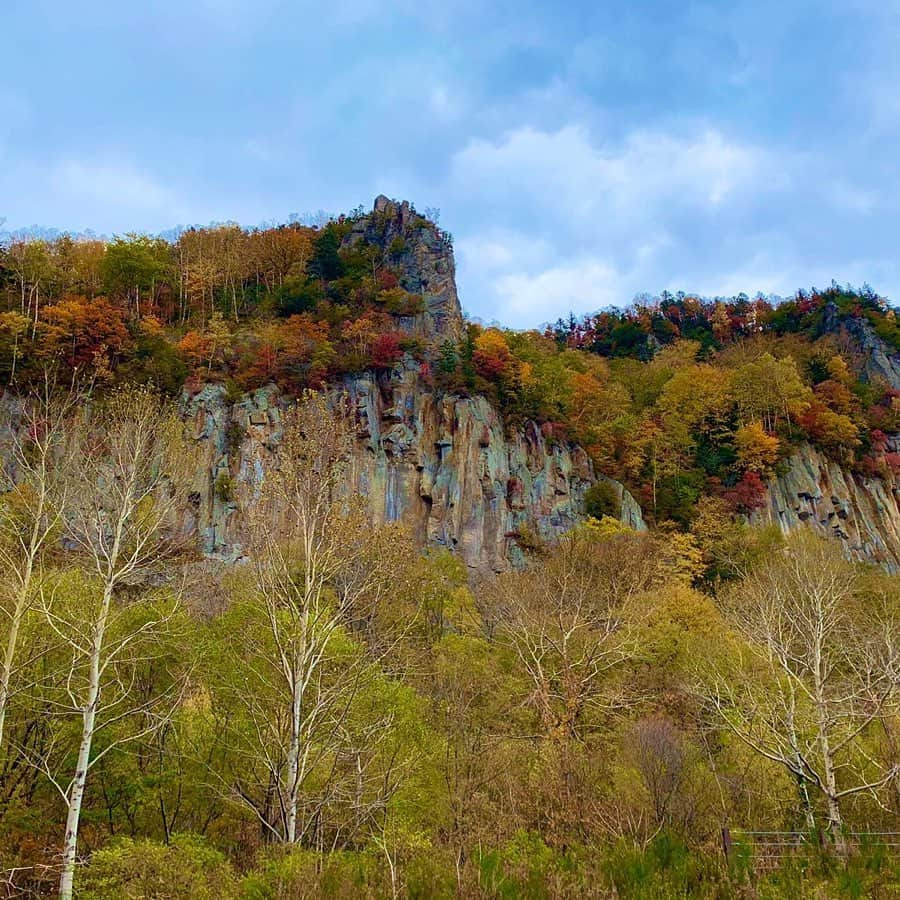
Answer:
[{"xmin": 2, "ymin": 0, "xmax": 898, "ymax": 326}]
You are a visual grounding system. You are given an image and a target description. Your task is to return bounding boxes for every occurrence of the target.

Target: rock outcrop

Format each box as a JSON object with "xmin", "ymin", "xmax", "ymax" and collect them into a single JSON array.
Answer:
[
  {"xmin": 751, "ymin": 444, "xmax": 900, "ymax": 572},
  {"xmin": 182, "ymin": 360, "xmax": 646, "ymax": 572},
  {"xmin": 343, "ymin": 196, "xmax": 464, "ymax": 342},
  {"xmin": 178, "ymin": 196, "xmax": 646, "ymax": 570},
  {"xmin": 821, "ymin": 302, "xmax": 900, "ymax": 390}
]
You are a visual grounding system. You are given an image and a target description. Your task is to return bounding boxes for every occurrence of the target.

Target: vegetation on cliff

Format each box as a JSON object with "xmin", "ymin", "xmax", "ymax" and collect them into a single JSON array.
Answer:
[
  {"xmin": 2, "ymin": 206, "xmax": 898, "ymax": 531},
  {"xmin": 0, "ymin": 385, "xmax": 895, "ymax": 898}
]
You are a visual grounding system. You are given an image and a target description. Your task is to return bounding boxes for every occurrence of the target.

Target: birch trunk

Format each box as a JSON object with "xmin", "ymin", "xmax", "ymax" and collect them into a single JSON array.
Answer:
[
  {"xmin": 58, "ymin": 585, "xmax": 110, "ymax": 900},
  {"xmin": 285, "ymin": 664, "xmax": 302, "ymax": 843},
  {"xmin": 0, "ymin": 574, "xmax": 31, "ymax": 750}
]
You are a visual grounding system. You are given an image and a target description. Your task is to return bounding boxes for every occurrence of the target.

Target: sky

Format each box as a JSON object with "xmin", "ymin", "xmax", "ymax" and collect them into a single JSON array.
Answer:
[{"xmin": 2, "ymin": 0, "xmax": 899, "ymax": 327}]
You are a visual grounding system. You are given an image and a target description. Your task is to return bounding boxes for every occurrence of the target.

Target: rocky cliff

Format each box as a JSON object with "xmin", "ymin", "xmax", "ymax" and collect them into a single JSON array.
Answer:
[
  {"xmin": 751, "ymin": 444, "xmax": 900, "ymax": 572},
  {"xmin": 343, "ymin": 195, "xmax": 465, "ymax": 343},
  {"xmin": 177, "ymin": 196, "xmax": 646, "ymax": 571},
  {"xmin": 183, "ymin": 359, "xmax": 645, "ymax": 572},
  {"xmin": 822, "ymin": 302, "xmax": 900, "ymax": 390}
]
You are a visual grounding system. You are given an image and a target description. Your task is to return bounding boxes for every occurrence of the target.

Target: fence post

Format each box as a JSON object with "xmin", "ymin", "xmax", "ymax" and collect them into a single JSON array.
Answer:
[{"xmin": 722, "ymin": 826, "xmax": 732, "ymax": 861}]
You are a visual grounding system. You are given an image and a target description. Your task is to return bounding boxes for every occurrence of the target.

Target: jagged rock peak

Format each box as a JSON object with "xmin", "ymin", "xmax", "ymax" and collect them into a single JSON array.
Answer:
[
  {"xmin": 820, "ymin": 301, "xmax": 900, "ymax": 390},
  {"xmin": 343, "ymin": 196, "xmax": 464, "ymax": 342}
]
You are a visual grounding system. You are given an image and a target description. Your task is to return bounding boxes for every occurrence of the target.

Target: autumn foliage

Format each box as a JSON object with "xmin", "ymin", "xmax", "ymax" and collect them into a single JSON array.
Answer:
[{"xmin": 1, "ymin": 213, "xmax": 898, "ymax": 529}]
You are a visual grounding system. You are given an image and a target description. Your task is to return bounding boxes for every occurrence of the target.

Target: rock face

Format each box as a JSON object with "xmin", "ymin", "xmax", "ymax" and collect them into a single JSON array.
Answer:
[
  {"xmin": 182, "ymin": 360, "xmax": 646, "ymax": 572},
  {"xmin": 179, "ymin": 198, "xmax": 644, "ymax": 571},
  {"xmin": 822, "ymin": 303, "xmax": 900, "ymax": 390},
  {"xmin": 343, "ymin": 196, "xmax": 464, "ymax": 343},
  {"xmin": 751, "ymin": 444, "xmax": 900, "ymax": 572}
]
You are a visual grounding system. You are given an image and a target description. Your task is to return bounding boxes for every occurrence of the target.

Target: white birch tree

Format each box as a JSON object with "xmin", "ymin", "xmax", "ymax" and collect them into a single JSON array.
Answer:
[
  {"xmin": 709, "ymin": 532, "xmax": 900, "ymax": 852},
  {"xmin": 37, "ymin": 385, "xmax": 195, "ymax": 900},
  {"xmin": 0, "ymin": 380, "xmax": 78, "ymax": 752},
  {"xmin": 208, "ymin": 391, "xmax": 416, "ymax": 845}
]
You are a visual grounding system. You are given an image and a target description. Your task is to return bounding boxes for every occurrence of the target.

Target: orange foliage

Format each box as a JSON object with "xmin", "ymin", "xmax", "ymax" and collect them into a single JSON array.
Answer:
[
  {"xmin": 473, "ymin": 329, "xmax": 512, "ymax": 381},
  {"xmin": 37, "ymin": 295, "xmax": 130, "ymax": 371}
]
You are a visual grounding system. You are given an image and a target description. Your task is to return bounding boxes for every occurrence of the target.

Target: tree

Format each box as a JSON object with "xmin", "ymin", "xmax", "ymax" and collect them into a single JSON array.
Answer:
[
  {"xmin": 709, "ymin": 533, "xmax": 900, "ymax": 851},
  {"xmin": 208, "ymin": 392, "xmax": 417, "ymax": 845},
  {"xmin": 731, "ymin": 353, "xmax": 810, "ymax": 433},
  {"xmin": 0, "ymin": 380, "xmax": 78, "ymax": 752},
  {"xmin": 101, "ymin": 235, "xmax": 171, "ymax": 319},
  {"xmin": 5, "ymin": 239, "xmax": 56, "ymax": 335},
  {"xmin": 490, "ymin": 525, "xmax": 659, "ymax": 743},
  {"xmin": 36, "ymin": 295, "xmax": 130, "ymax": 376},
  {"xmin": 307, "ymin": 227, "xmax": 344, "ymax": 282},
  {"xmin": 734, "ymin": 422, "xmax": 780, "ymax": 473},
  {"xmin": 472, "ymin": 329, "xmax": 512, "ymax": 382},
  {"xmin": 39, "ymin": 385, "xmax": 196, "ymax": 900}
]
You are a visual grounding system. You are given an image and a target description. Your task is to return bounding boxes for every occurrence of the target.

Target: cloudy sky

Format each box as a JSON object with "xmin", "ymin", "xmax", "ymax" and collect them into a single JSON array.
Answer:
[{"xmin": 2, "ymin": 0, "xmax": 898, "ymax": 326}]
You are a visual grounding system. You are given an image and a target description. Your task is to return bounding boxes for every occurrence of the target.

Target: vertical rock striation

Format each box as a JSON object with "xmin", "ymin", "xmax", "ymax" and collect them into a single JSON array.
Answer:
[
  {"xmin": 751, "ymin": 443, "xmax": 900, "ymax": 571},
  {"xmin": 343, "ymin": 196, "xmax": 464, "ymax": 342},
  {"xmin": 181, "ymin": 361, "xmax": 646, "ymax": 571}
]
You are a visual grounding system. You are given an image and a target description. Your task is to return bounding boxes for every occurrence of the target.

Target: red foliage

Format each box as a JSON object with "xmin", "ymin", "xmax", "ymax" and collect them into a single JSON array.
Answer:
[
  {"xmin": 870, "ymin": 429, "xmax": 889, "ymax": 451},
  {"xmin": 371, "ymin": 332, "xmax": 402, "ymax": 369},
  {"xmin": 377, "ymin": 270, "xmax": 399, "ymax": 291},
  {"xmin": 723, "ymin": 471, "xmax": 768, "ymax": 514},
  {"xmin": 38, "ymin": 295, "xmax": 130, "ymax": 371}
]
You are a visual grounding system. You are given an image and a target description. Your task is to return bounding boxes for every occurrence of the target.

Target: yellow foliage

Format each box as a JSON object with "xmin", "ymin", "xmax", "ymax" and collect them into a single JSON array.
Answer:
[
  {"xmin": 734, "ymin": 421, "xmax": 780, "ymax": 473},
  {"xmin": 579, "ymin": 515, "xmax": 632, "ymax": 540},
  {"xmin": 826, "ymin": 354, "xmax": 853, "ymax": 385},
  {"xmin": 658, "ymin": 527, "xmax": 705, "ymax": 585}
]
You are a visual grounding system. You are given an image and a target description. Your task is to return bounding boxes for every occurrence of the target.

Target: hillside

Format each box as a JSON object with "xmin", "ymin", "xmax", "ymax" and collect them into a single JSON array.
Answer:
[
  {"xmin": 2, "ymin": 196, "xmax": 899, "ymax": 570},
  {"xmin": 0, "ymin": 199, "xmax": 899, "ymax": 897}
]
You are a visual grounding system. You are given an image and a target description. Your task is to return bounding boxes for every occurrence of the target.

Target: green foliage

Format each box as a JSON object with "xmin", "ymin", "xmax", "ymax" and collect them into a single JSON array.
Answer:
[
  {"xmin": 240, "ymin": 848, "xmax": 382, "ymax": 899},
  {"xmin": 2, "ymin": 209, "xmax": 900, "ymax": 900},
  {"xmin": 603, "ymin": 833, "xmax": 729, "ymax": 899},
  {"xmin": 214, "ymin": 470, "xmax": 234, "ymax": 503},
  {"xmin": 307, "ymin": 226, "xmax": 345, "ymax": 282},
  {"xmin": 584, "ymin": 480, "xmax": 621, "ymax": 519},
  {"xmin": 77, "ymin": 835, "xmax": 236, "ymax": 900},
  {"xmin": 101, "ymin": 234, "xmax": 171, "ymax": 300}
]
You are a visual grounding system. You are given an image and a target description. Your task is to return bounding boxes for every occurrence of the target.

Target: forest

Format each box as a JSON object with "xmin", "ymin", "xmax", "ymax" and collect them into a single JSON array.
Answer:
[{"xmin": 0, "ymin": 208, "xmax": 899, "ymax": 898}]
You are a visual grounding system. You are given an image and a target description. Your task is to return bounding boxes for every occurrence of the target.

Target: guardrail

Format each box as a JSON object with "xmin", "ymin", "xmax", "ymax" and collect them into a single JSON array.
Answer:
[{"xmin": 722, "ymin": 827, "xmax": 900, "ymax": 871}]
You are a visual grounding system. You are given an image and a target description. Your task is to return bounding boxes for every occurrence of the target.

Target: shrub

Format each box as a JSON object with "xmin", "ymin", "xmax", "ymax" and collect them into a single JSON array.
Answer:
[
  {"xmin": 584, "ymin": 480, "xmax": 621, "ymax": 520},
  {"xmin": 78, "ymin": 834, "xmax": 236, "ymax": 900},
  {"xmin": 240, "ymin": 848, "xmax": 383, "ymax": 900},
  {"xmin": 215, "ymin": 471, "xmax": 235, "ymax": 503}
]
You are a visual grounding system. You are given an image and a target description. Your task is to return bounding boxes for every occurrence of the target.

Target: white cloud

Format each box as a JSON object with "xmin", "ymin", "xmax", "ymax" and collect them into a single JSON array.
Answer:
[
  {"xmin": 491, "ymin": 258, "xmax": 631, "ymax": 325},
  {"xmin": 0, "ymin": 156, "xmax": 192, "ymax": 234},
  {"xmin": 50, "ymin": 159, "xmax": 181, "ymax": 217},
  {"xmin": 449, "ymin": 123, "xmax": 778, "ymax": 325},
  {"xmin": 451, "ymin": 124, "xmax": 775, "ymax": 226},
  {"xmin": 456, "ymin": 227, "xmax": 637, "ymax": 325}
]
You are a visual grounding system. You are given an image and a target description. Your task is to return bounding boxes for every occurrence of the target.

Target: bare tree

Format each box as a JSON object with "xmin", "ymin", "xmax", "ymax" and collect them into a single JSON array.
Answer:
[
  {"xmin": 211, "ymin": 391, "xmax": 417, "ymax": 845},
  {"xmin": 0, "ymin": 378, "xmax": 80, "ymax": 751},
  {"xmin": 35, "ymin": 385, "xmax": 196, "ymax": 900},
  {"xmin": 709, "ymin": 532, "xmax": 900, "ymax": 852},
  {"xmin": 489, "ymin": 527, "xmax": 656, "ymax": 743}
]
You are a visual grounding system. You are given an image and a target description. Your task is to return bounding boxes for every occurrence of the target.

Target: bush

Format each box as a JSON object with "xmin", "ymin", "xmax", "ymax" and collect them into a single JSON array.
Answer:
[
  {"xmin": 602, "ymin": 833, "xmax": 729, "ymax": 899},
  {"xmin": 584, "ymin": 480, "xmax": 621, "ymax": 520},
  {"xmin": 215, "ymin": 471, "xmax": 235, "ymax": 503},
  {"xmin": 78, "ymin": 834, "xmax": 236, "ymax": 900},
  {"xmin": 240, "ymin": 848, "xmax": 384, "ymax": 899}
]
